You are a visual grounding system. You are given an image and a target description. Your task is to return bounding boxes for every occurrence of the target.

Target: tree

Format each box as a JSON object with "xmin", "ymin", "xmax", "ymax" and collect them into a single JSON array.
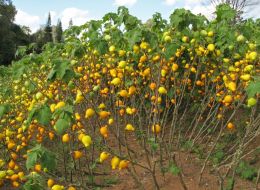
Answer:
[
  {"xmin": 21, "ymin": 26, "xmax": 31, "ymax": 36},
  {"xmin": 12, "ymin": 24, "xmax": 30, "ymax": 46},
  {"xmin": 210, "ymin": 0, "xmax": 259, "ymax": 20},
  {"xmin": 44, "ymin": 12, "xmax": 53, "ymax": 43},
  {"xmin": 31, "ymin": 28, "xmax": 45, "ymax": 53},
  {"xmin": 0, "ymin": 0, "xmax": 16, "ymax": 21},
  {"xmin": 69, "ymin": 18, "xmax": 73, "ymax": 28},
  {"xmin": 0, "ymin": 0, "xmax": 32, "ymax": 65},
  {"xmin": 0, "ymin": 0, "xmax": 17, "ymax": 65},
  {"xmin": 55, "ymin": 19, "xmax": 63, "ymax": 43}
]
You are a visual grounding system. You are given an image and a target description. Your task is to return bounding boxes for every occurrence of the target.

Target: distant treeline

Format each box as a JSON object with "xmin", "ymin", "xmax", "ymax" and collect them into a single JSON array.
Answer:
[{"xmin": 0, "ymin": 0, "xmax": 65, "ymax": 65}]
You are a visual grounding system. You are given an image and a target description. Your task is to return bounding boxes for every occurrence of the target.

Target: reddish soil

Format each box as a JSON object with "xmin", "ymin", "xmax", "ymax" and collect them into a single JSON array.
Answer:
[
  {"xmin": 104, "ymin": 150, "xmax": 259, "ymax": 190},
  {"xmin": 102, "ymin": 132, "xmax": 259, "ymax": 190}
]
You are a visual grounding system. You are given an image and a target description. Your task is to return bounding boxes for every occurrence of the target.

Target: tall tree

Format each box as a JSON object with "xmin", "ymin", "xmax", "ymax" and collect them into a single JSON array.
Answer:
[
  {"xmin": 55, "ymin": 19, "xmax": 63, "ymax": 43},
  {"xmin": 69, "ymin": 18, "xmax": 73, "ymax": 28},
  {"xmin": 0, "ymin": 0, "xmax": 16, "ymax": 21},
  {"xmin": 44, "ymin": 12, "xmax": 53, "ymax": 43},
  {"xmin": 0, "ymin": 0, "xmax": 32, "ymax": 65},
  {"xmin": 0, "ymin": 0, "xmax": 17, "ymax": 65},
  {"xmin": 12, "ymin": 24, "xmax": 30, "ymax": 46},
  {"xmin": 21, "ymin": 26, "xmax": 31, "ymax": 36},
  {"xmin": 31, "ymin": 28, "xmax": 45, "ymax": 53}
]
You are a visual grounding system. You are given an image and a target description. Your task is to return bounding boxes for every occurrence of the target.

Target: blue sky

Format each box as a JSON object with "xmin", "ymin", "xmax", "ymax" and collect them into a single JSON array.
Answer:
[{"xmin": 13, "ymin": 0, "xmax": 260, "ymax": 33}]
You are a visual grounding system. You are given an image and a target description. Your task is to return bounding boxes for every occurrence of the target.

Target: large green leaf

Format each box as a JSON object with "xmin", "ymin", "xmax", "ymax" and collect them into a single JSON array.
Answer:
[
  {"xmin": 94, "ymin": 39, "xmax": 108, "ymax": 55},
  {"xmin": 54, "ymin": 118, "xmax": 70, "ymax": 135},
  {"xmin": 26, "ymin": 151, "xmax": 39, "ymax": 170},
  {"xmin": 40, "ymin": 151, "xmax": 56, "ymax": 171},
  {"xmin": 52, "ymin": 104, "xmax": 74, "ymax": 119},
  {"xmin": 26, "ymin": 144, "xmax": 42, "ymax": 170},
  {"xmin": 35, "ymin": 105, "xmax": 52, "ymax": 126},
  {"xmin": 26, "ymin": 107, "xmax": 37, "ymax": 127},
  {"xmin": 246, "ymin": 77, "xmax": 260, "ymax": 98},
  {"xmin": 26, "ymin": 104, "xmax": 52, "ymax": 127},
  {"xmin": 124, "ymin": 15, "xmax": 140, "ymax": 31},
  {"xmin": 165, "ymin": 43, "xmax": 179, "ymax": 60},
  {"xmin": 142, "ymin": 30, "xmax": 158, "ymax": 48},
  {"xmin": 125, "ymin": 28, "xmax": 142, "ymax": 47},
  {"xmin": 48, "ymin": 59, "xmax": 75, "ymax": 83},
  {"xmin": 12, "ymin": 63, "xmax": 26, "ymax": 79},
  {"xmin": 26, "ymin": 144, "xmax": 56, "ymax": 171},
  {"xmin": 0, "ymin": 104, "xmax": 11, "ymax": 119}
]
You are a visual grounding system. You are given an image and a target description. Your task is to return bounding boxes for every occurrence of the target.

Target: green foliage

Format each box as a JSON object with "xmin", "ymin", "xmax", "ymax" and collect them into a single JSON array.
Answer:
[
  {"xmin": 246, "ymin": 77, "xmax": 260, "ymax": 98},
  {"xmin": 0, "ymin": 65, "xmax": 11, "ymax": 77},
  {"xmin": 148, "ymin": 138, "xmax": 159, "ymax": 152},
  {"xmin": 117, "ymin": 6, "xmax": 141, "ymax": 31},
  {"xmin": 44, "ymin": 12, "xmax": 53, "ymax": 43},
  {"xmin": 0, "ymin": 4, "xmax": 259, "ymax": 190},
  {"xmin": 15, "ymin": 46, "xmax": 27, "ymax": 58},
  {"xmin": 125, "ymin": 28, "xmax": 142, "ymax": 47},
  {"xmin": 215, "ymin": 4, "xmax": 236, "ymax": 22},
  {"xmin": 165, "ymin": 43, "xmax": 179, "ymax": 60},
  {"xmin": 54, "ymin": 19, "xmax": 63, "ymax": 43},
  {"xmin": 48, "ymin": 59, "xmax": 75, "ymax": 83},
  {"xmin": 54, "ymin": 118, "xmax": 70, "ymax": 135},
  {"xmin": 149, "ymin": 12, "xmax": 167, "ymax": 33},
  {"xmin": 168, "ymin": 163, "xmax": 181, "ymax": 175},
  {"xmin": 212, "ymin": 150, "xmax": 224, "ymax": 164},
  {"xmin": 25, "ymin": 104, "xmax": 52, "ymax": 128},
  {"xmin": 0, "ymin": 0, "xmax": 31, "ymax": 65},
  {"xmin": 53, "ymin": 104, "xmax": 74, "ymax": 135},
  {"xmin": 22, "ymin": 172, "xmax": 45, "ymax": 190},
  {"xmin": 0, "ymin": 104, "xmax": 11, "ymax": 119},
  {"xmin": 26, "ymin": 144, "xmax": 56, "ymax": 171},
  {"xmin": 211, "ymin": 143, "xmax": 226, "ymax": 164},
  {"xmin": 224, "ymin": 178, "xmax": 234, "ymax": 190},
  {"xmin": 170, "ymin": 8, "xmax": 206, "ymax": 30},
  {"xmin": 12, "ymin": 62, "xmax": 27, "ymax": 79},
  {"xmin": 35, "ymin": 105, "xmax": 52, "ymax": 126},
  {"xmin": 236, "ymin": 161, "xmax": 257, "ymax": 180},
  {"xmin": 72, "ymin": 43, "xmax": 85, "ymax": 58}
]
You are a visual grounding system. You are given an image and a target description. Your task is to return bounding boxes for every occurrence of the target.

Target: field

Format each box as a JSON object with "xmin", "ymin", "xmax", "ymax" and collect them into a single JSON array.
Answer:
[{"xmin": 0, "ymin": 4, "xmax": 259, "ymax": 190}]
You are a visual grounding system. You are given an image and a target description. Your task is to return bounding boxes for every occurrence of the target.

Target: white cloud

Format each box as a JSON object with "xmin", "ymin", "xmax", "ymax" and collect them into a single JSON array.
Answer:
[
  {"xmin": 114, "ymin": 0, "xmax": 137, "ymax": 6},
  {"xmin": 244, "ymin": 4, "xmax": 260, "ymax": 19},
  {"xmin": 164, "ymin": 0, "xmax": 202, "ymax": 6},
  {"xmin": 164, "ymin": 0, "xmax": 178, "ymax": 6},
  {"xmin": 186, "ymin": 1, "xmax": 260, "ymax": 20},
  {"xmin": 185, "ymin": 0, "xmax": 203, "ymax": 4},
  {"xmin": 14, "ymin": 8, "xmax": 91, "ymax": 33},
  {"xmin": 15, "ymin": 9, "xmax": 41, "ymax": 33},
  {"xmin": 185, "ymin": 1, "xmax": 260, "ymax": 20},
  {"xmin": 60, "ymin": 8, "xmax": 90, "ymax": 29}
]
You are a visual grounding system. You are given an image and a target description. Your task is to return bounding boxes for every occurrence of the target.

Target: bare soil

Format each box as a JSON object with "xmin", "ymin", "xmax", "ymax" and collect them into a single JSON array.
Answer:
[
  {"xmin": 104, "ymin": 150, "xmax": 259, "ymax": 190},
  {"xmin": 102, "ymin": 131, "xmax": 260, "ymax": 190}
]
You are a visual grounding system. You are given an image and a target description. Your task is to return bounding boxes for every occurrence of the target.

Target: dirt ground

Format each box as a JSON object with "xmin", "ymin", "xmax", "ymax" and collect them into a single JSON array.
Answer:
[
  {"xmin": 102, "ymin": 131, "xmax": 259, "ymax": 190},
  {"xmin": 104, "ymin": 150, "xmax": 259, "ymax": 190}
]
